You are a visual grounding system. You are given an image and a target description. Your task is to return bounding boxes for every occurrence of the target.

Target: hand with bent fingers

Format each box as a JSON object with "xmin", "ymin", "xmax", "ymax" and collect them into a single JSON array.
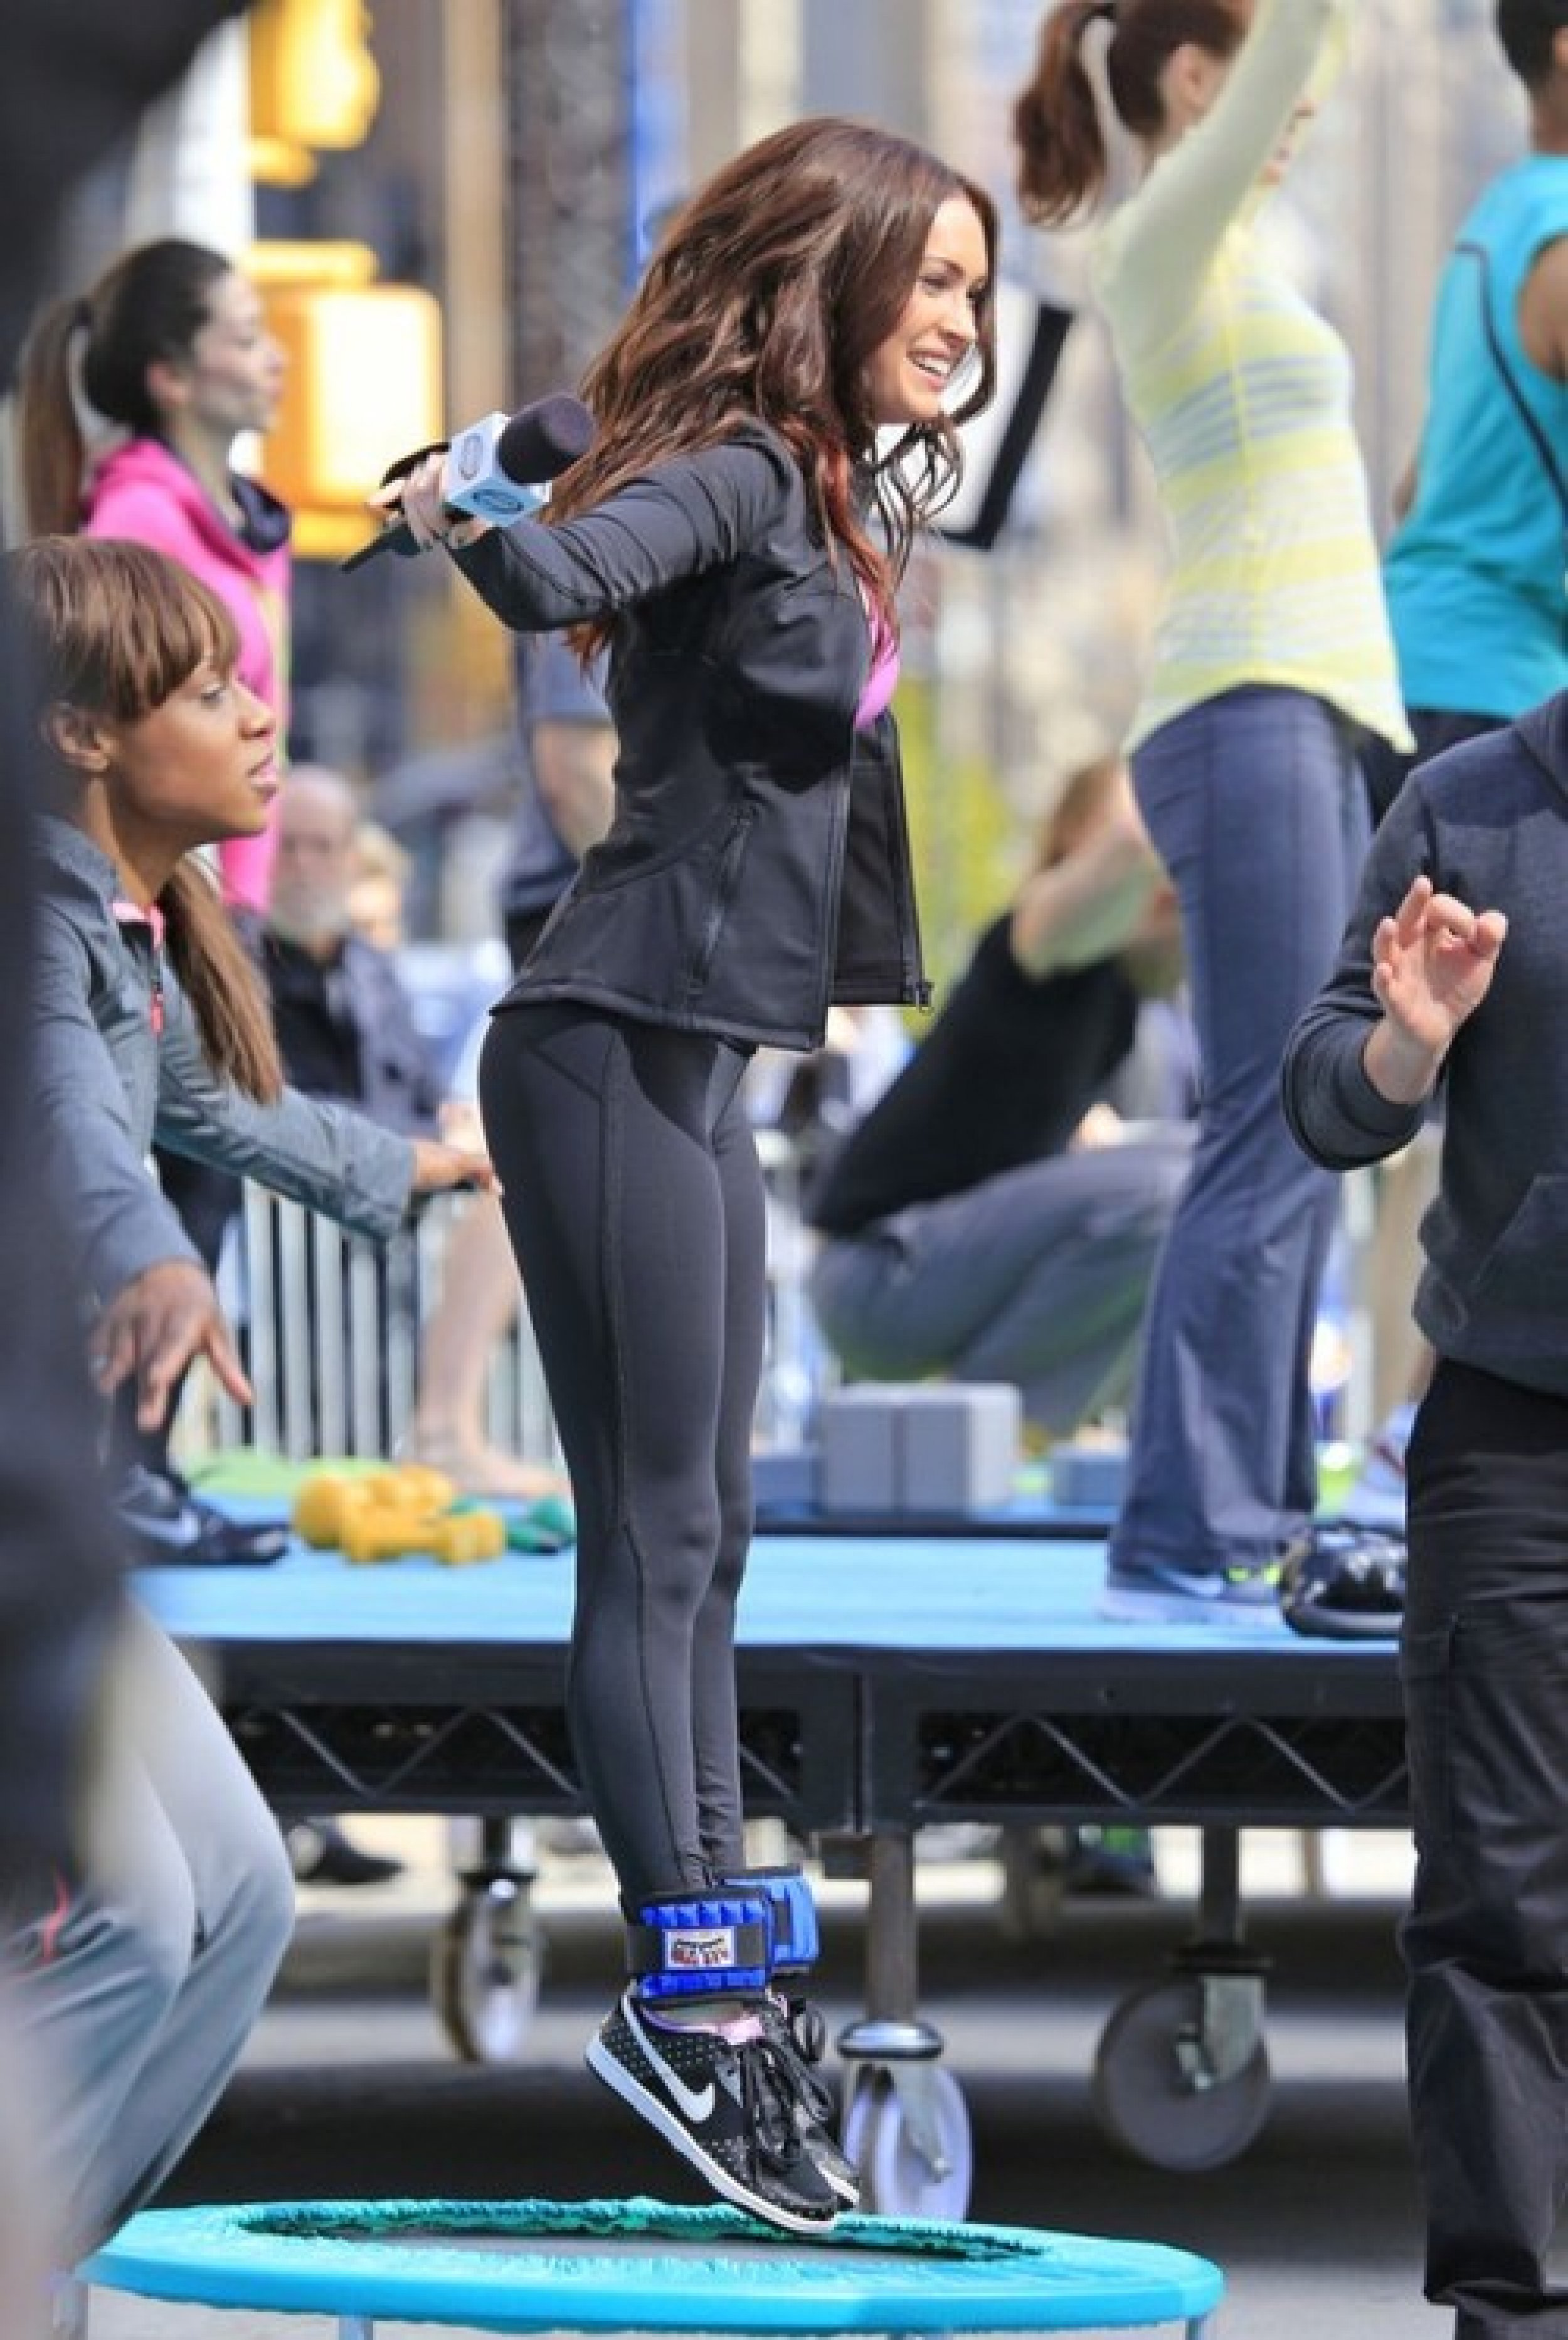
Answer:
[
  {"xmin": 368, "ymin": 452, "xmax": 492, "ymax": 554},
  {"xmin": 1365, "ymin": 875, "xmax": 1508, "ymax": 1106},
  {"xmin": 410, "ymin": 1139, "xmax": 500, "ymax": 1197},
  {"xmin": 92, "ymin": 1259, "xmax": 253, "ymax": 1433}
]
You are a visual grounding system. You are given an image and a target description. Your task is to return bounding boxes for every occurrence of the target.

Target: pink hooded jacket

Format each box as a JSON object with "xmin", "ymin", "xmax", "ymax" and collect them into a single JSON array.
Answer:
[{"xmin": 84, "ymin": 437, "xmax": 292, "ymax": 915}]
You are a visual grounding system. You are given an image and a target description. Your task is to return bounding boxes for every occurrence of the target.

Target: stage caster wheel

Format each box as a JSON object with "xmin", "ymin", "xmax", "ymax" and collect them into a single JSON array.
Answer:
[
  {"xmin": 1093, "ymin": 1974, "xmax": 1271, "ymax": 2171},
  {"xmin": 431, "ymin": 1873, "xmax": 544, "ymax": 2063},
  {"xmin": 842, "ymin": 2061, "xmax": 973, "ymax": 2220}
]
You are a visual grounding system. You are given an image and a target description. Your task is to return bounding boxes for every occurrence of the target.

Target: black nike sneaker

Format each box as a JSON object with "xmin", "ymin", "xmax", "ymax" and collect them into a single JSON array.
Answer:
[
  {"xmin": 758, "ymin": 1991, "xmax": 861, "ymax": 2206},
  {"xmin": 586, "ymin": 1990, "xmax": 840, "ymax": 2235},
  {"xmin": 114, "ymin": 1466, "xmax": 290, "ymax": 1568}
]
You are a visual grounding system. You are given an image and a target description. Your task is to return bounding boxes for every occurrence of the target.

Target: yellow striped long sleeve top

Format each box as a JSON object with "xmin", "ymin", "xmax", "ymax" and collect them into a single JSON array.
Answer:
[{"xmin": 1093, "ymin": 0, "xmax": 1410, "ymax": 755}]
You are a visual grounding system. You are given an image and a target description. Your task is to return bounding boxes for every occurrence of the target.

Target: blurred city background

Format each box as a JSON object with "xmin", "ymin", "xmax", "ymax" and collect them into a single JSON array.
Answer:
[
  {"xmin": 3, "ymin": 0, "xmax": 1523, "ymax": 1467},
  {"xmin": 18, "ymin": 0, "xmax": 1518, "ymax": 970}
]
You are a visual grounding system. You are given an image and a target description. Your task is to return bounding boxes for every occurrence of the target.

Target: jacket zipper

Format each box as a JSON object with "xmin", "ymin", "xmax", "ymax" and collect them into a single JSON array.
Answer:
[
  {"xmin": 689, "ymin": 801, "xmax": 759, "ymax": 996},
  {"xmin": 812, "ymin": 764, "xmax": 853, "ymax": 1039},
  {"xmin": 884, "ymin": 740, "xmax": 931, "ymax": 1009}
]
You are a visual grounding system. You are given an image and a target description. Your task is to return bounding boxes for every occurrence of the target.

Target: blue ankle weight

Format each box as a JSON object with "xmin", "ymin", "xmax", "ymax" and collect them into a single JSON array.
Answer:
[
  {"xmin": 625, "ymin": 1893, "xmax": 771, "ymax": 2002},
  {"xmin": 721, "ymin": 1866, "xmax": 819, "ymax": 1976}
]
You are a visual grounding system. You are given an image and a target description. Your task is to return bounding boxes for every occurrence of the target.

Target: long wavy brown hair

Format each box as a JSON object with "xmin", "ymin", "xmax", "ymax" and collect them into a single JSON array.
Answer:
[
  {"xmin": 10, "ymin": 536, "xmax": 283, "ymax": 1103},
  {"xmin": 551, "ymin": 115, "xmax": 1000, "ymax": 657}
]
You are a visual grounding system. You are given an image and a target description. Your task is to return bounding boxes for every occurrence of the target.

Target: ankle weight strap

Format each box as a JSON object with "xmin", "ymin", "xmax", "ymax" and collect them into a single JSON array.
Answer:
[
  {"xmin": 721, "ymin": 1866, "xmax": 818, "ymax": 1976},
  {"xmin": 625, "ymin": 1893, "xmax": 771, "ymax": 2003}
]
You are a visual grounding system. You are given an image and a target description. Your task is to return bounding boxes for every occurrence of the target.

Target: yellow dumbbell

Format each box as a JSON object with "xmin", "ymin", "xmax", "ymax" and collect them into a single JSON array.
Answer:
[
  {"xmin": 338, "ymin": 1502, "xmax": 508, "ymax": 1566},
  {"xmin": 427, "ymin": 1508, "xmax": 508, "ymax": 1565},
  {"xmin": 364, "ymin": 1464, "xmax": 457, "ymax": 1514},
  {"xmin": 292, "ymin": 1473, "xmax": 376, "ymax": 1550}
]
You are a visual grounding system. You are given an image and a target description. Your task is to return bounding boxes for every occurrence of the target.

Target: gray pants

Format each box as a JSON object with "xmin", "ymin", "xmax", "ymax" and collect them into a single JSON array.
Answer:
[
  {"xmin": 808, "ymin": 1131, "xmax": 1192, "ymax": 1436},
  {"xmin": 8, "ymin": 1604, "xmax": 295, "ymax": 2257}
]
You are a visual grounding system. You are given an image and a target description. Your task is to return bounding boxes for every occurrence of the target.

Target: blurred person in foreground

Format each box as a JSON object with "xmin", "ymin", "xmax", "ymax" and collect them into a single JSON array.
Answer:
[
  {"xmin": 0, "ymin": 4, "xmax": 257, "ymax": 2327},
  {"xmin": 1283, "ymin": 691, "xmax": 1568, "ymax": 2340}
]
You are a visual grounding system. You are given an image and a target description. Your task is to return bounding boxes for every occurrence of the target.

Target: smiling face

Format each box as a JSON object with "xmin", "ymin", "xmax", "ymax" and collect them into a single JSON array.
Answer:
[{"xmin": 861, "ymin": 195, "xmax": 991, "ymax": 432}]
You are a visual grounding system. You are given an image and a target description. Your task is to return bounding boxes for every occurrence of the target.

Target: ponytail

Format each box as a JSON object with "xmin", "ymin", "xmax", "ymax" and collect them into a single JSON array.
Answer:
[
  {"xmin": 161, "ymin": 858, "xmax": 283, "ymax": 1105},
  {"xmin": 1014, "ymin": 0, "xmax": 1249, "ymax": 226},
  {"xmin": 16, "ymin": 297, "xmax": 92, "ymax": 537},
  {"xmin": 15, "ymin": 238, "xmax": 232, "ymax": 540},
  {"xmin": 1014, "ymin": 1, "xmax": 1119, "ymax": 226}
]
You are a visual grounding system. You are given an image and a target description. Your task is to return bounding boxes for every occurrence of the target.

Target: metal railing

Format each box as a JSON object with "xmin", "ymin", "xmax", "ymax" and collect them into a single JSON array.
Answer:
[{"xmin": 173, "ymin": 1143, "xmax": 820, "ymax": 1469}]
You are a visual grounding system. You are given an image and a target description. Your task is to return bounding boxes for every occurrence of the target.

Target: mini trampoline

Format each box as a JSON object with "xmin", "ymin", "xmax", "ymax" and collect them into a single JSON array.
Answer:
[{"xmin": 82, "ymin": 2195, "xmax": 1224, "ymax": 2337}]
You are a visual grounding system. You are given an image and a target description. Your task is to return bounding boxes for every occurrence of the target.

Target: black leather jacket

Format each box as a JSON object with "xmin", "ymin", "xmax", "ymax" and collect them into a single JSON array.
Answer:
[{"xmin": 452, "ymin": 422, "xmax": 930, "ymax": 1051}]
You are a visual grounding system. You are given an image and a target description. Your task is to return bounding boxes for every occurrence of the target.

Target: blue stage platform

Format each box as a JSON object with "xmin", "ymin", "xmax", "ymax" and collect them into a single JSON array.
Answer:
[{"xmin": 132, "ymin": 1506, "xmax": 1406, "ymax": 2193}]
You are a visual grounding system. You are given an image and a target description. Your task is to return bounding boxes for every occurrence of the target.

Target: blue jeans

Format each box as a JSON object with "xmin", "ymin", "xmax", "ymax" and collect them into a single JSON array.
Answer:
[
  {"xmin": 809, "ymin": 1129, "xmax": 1192, "ymax": 1437},
  {"xmin": 1108, "ymin": 686, "xmax": 1367, "ymax": 1578}
]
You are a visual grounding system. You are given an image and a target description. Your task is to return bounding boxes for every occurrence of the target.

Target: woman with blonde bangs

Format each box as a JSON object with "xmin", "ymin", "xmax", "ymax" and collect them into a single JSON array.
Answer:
[{"xmin": 388, "ymin": 114, "xmax": 998, "ymax": 2231}]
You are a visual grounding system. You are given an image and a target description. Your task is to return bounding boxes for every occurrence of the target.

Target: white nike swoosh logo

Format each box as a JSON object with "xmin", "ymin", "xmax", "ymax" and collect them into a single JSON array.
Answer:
[
  {"xmin": 124, "ymin": 1506, "xmax": 201, "ymax": 1548},
  {"xmin": 623, "ymin": 1998, "xmax": 716, "ymax": 2124}
]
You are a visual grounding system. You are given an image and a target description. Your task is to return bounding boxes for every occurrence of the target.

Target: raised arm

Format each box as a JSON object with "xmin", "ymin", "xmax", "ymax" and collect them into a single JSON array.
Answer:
[
  {"xmin": 1281, "ymin": 782, "xmax": 1505, "ymax": 1171},
  {"xmin": 389, "ymin": 435, "xmax": 796, "ymax": 636},
  {"xmin": 1098, "ymin": 0, "xmax": 1347, "ymax": 361},
  {"xmin": 1362, "ymin": 877, "xmax": 1508, "ymax": 1107}
]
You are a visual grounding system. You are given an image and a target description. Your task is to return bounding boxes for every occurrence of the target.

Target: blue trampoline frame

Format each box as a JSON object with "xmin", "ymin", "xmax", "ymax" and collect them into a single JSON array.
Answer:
[{"xmin": 83, "ymin": 2194, "xmax": 1224, "ymax": 2337}]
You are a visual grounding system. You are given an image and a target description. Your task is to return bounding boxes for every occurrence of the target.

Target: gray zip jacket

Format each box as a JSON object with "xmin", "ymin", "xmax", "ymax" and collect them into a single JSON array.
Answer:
[
  {"xmin": 1283, "ymin": 693, "xmax": 1568, "ymax": 1396},
  {"xmin": 34, "ymin": 816, "xmax": 413, "ymax": 1311}
]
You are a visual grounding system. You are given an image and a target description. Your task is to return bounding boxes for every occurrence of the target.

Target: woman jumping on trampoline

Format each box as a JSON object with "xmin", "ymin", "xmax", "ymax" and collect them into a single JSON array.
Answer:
[
  {"xmin": 386, "ymin": 116, "xmax": 998, "ymax": 2232},
  {"xmin": 8, "ymin": 533, "xmax": 490, "ymax": 2268}
]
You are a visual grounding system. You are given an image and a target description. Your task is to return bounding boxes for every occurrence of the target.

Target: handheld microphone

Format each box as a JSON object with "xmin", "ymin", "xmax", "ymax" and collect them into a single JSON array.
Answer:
[{"xmin": 341, "ymin": 391, "xmax": 595, "ymax": 573}]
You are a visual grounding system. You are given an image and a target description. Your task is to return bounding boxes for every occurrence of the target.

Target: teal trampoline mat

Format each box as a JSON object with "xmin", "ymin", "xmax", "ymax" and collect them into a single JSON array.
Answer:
[{"xmin": 85, "ymin": 2194, "xmax": 1224, "ymax": 2332}]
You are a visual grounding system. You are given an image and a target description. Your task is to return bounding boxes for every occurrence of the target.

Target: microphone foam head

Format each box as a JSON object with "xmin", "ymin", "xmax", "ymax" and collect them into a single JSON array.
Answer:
[{"xmin": 497, "ymin": 395, "xmax": 595, "ymax": 484}]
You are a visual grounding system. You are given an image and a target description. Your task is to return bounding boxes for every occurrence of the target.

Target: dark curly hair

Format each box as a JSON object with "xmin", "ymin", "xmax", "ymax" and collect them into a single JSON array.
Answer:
[{"xmin": 550, "ymin": 115, "xmax": 999, "ymax": 659}]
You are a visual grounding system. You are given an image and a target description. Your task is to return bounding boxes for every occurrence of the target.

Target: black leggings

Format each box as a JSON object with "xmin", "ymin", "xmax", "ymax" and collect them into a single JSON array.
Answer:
[{"xmin": 478, "ymin": 1002, "xmax": 765, "ymax": 1912}]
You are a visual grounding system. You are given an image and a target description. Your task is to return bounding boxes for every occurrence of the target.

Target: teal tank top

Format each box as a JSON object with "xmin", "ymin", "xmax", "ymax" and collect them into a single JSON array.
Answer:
[{"xmin": 1384, "ymin": 156, "xmax": 1568, "ymax": 720}]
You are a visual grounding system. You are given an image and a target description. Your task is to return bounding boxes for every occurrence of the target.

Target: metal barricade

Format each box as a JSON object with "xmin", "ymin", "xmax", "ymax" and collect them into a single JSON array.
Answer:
[
  {"xmin": 173, "ymin": 1188, "xmax": 558, "ymax": 1467},
  {"xmin": 172, "ymin": 1142, "xmax": 824, "ymax": 1469}
]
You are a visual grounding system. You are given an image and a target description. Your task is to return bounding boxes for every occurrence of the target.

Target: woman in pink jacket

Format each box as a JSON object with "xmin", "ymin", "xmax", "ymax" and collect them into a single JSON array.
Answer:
[{"xmin": 18, "ymin": 236, "xmax": 290, "ymax": 918}]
